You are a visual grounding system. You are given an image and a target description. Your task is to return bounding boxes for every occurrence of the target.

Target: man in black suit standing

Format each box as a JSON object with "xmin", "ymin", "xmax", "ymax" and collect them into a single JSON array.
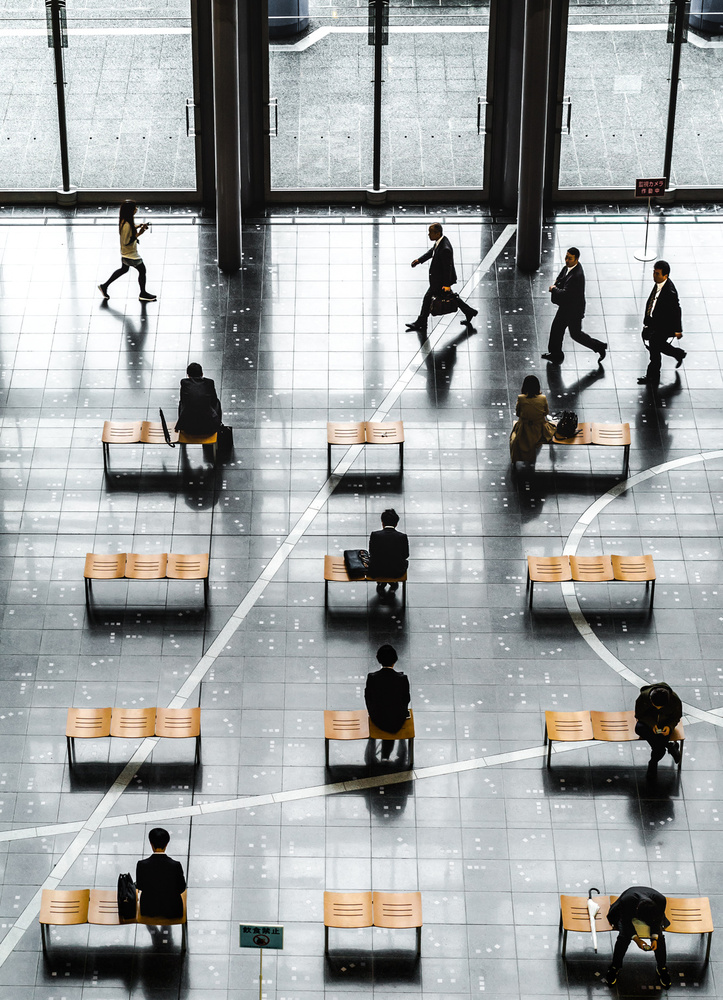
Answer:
[
  {"xmin": 175, "ymin": 362, "xmax": 222, "ymax": 436},
  {"xmin": 136, "ymin": 827, "xmax": 186, "ymax": 919},
  {"xmin": 638, "ymin": 259, "xmax": 685, "ymax": 386},
  {"xmin": 364, "ymin": 644, "xmax": 411, "ymax": 759},
  {"xmin": 406, "ymin": 223, "xmax": 478, "ymax": 336},
  {"xmin": 605, "ymin": 885, "xmax": 672, "ymax": 988},
  {"xmin": 541, "ymin": 247, "xmax": 607, "ymax": 366},
  {"xmin": 368, "ymin": 508, "xmax": 409, "ymax": 597}
]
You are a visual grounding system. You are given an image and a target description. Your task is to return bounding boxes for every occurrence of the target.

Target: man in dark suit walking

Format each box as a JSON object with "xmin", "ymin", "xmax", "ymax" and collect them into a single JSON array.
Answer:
[
  {"xmin": 136, "ymin": 827, "xmax": 187, "ymax": 919},
  {"xmin": 542, "ymin": 247, "xmax": 607, "ymax": 365},
  {"xmin": 364, "ymin": 644, "xmax": 411, "ymax": 759},
  {"xmin": 406, "ymin": 223, "xmax": 478, "ymax": 336},
  {"xmin": 368, "ymin": 508, "xmax": 409, "ymax": 597},
  {"xmin": 638, "ymin": 260, "xmax": 685, "ymax": 386},
  {"xmin": 605, "ymin": 885, "xmax": 672, "ymax": 988}
]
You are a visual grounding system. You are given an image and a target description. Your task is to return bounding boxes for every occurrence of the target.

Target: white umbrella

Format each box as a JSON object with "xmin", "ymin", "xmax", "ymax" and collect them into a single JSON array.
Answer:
[{"xmin": 587, "ymin": 888, "xmax": 601, "ymax": 952}]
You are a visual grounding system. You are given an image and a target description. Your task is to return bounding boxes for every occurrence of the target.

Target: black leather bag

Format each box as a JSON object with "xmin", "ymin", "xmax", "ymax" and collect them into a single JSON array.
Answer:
[
  {"xmin": 218, "ymin": 424, "xmax": 233, "ymax": 457},
  {"xmin": 555, "ymin": 410, "xmax": 579, "ymax": 439},
  {"xmin": 344, "ymin": 549, "xmax": 370, "ymax": 579},
  {"xmin": 117, "ymin": 872, "xmax": 137, "ymax": 919},
  {"xmin": 430, "ymin": 291, "xmax": 459, "ymax": 316}
]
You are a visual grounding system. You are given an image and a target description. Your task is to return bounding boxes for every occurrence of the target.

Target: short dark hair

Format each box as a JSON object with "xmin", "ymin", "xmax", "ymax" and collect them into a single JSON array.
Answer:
[
  {"xmin": 567, "ymin": 247, "xmax": 580, "ymax": 260},
  {"xmin": 381, "ymin": 508, "xmax": 399, "ymax": 527},
  {"xmin": 636, "ymin": 900, "xmax": 662, "ymax": 926},
  {"xmin": 149, "ymin": 827, "xmax": 170, "ymax": 850},
  {"xmin": 187, "ymin": 362, "xmax": 203, "ymax": 377},
  {"xmin": 654, "ymin": 259, "xmax": 670, "ymax": 276},
  {"xmin": 430, "ymin": 223, "xmax": 443, "ymax": 236},
  {"xmin": 650, "ymin": 686, "xmax": 670, "ymax": 707},
  {"xmin": 376, "ymin": 644, "xmax": 397, "ymax": 667},
  {"xmin": 521, "ymin": 375, "xmax": 541, "ymax": 397}
]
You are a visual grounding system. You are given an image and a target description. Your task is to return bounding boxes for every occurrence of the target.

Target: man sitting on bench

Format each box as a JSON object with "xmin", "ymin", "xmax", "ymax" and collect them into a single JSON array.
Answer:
[
  {"xmin": 364, "ymin": 644, "xmax": 411, "ymax": 760},
  {"xmin": 606, "ymin": 885, "xmax": 672, "ymax": 988},
  {"xmin": 136, "ymin": 827, "xmax": 186, "ymax": 921},
  {"xmin": 635, "ymin": 682, "xmax": 682, "ymax": 776},
  {"xmin": 368, "ymin": 508, "xmax": 409, "ymax": 597},
  {"xmin": 175, "ymin": 363, "xmax": 222, "ymax": 436}
]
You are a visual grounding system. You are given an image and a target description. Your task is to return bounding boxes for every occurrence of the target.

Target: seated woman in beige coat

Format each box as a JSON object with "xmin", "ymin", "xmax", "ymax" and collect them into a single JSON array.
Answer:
[{"xmin": 509, "ymin": 375, "xmax": 557, "ymax": 465}]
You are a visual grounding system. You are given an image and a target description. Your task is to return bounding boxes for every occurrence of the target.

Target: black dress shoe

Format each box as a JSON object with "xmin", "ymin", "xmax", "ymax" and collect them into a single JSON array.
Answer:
[
  {"xmin": 605, "ymin": 967, "xmax": 620, "ymax": 986},
  {"xmin": 406, "ymin": 321, "xmax": 426, "ymax": 332},
  {"xmin": 598, "ymin": 344, "xmax": 607, "ymax": 363},
  {"xmin": 657, "ymin": 966, "xmax": 672, "ymax": 989},
  {"xmin": 637, "ymin": 377, "xmax": 649, "ymax": 385},
  {"xmin": 541, "ymin": 353, "xmax": 562, "ymax": 364},
  {"xmin": 667, "ymin": 741, "xmax": 681, "ymax": 764},
  {"xmin": 676, "ymin": 350, "xmax": 686, "ymax": 369}
]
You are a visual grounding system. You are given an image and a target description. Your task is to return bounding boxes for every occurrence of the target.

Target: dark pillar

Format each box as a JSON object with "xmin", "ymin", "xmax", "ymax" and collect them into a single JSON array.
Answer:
[
  {"xmin": 516, "ymin": 0, "xmax": 553, "ymax": 272},
  {"xmin": 662, "ymin": 0, "xmax": 686, "ymax": 188},
  {"xmin": 212, "ymin": 0, "xmax": 242, "ymax": 271},
  {"xmin": 488, "ymin": 0, "xmax": 525, "ymax": 213},
  {"xmin": 238, "ymin": 0, "xmax": 269, "ymax": 214}
]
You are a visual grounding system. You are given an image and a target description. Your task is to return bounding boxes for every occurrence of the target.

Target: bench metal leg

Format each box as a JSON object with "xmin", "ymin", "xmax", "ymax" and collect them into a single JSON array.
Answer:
[
  {"xmin": 84, "ymin": 578, "xmax": 91, "ymax": 607},
  {"xmin": 677, "ymin": 737, "xmax": 684, "ymax": 771},
  {"xmin": 181, "ymin": 921, "xmax": 188, "ymax": 953},
  {"xmin": 402, "ymin": 580, "xmax": 406, "ymax": 609},
  {"xmin": 705, "ymin": 930, "xmax": 712, "ymax": 964},
  {"xmin": 623, "ymin": 443, "xmax": 630, "ymax": 478},
  {"xmin": 203, "ymin": 577, "xmax": 209, "ymax": 606},
  {"xmin": 212, "ymin": 441, "xmax": 218, "ymax": 467},
  {"xmin": 561, "ymin": 927, "xmax": 568, "ymax": 959},
  {"xmin": 324, "ymin": 925, "xmax": 329, "ymax": 955},
  {"xmin": 195, "ymin": 735, "xmax": 201, "ymax": 767},
  {"xmin": 325, "ymin": 738, "xmax": 330, "ymax": 768},
  {"xmin": 67, "ymin": 735, "xmax": 74, "ymax": 766},
  {"xmin": 324, "ymin": 580, "xmax": 329, "ymax": 607},
  {"xmin": 399, "ymin": 441, "xmax": 404, "ymax": 470},
  {"xmin": 528, "ymin": 577, "xmax": 535, "ymax": 609},
  {"xmin": 415, "ymin": 925, "xmax": 421, "ymax": 957},
  {"xmin": 102, "ymin": 442, "xmax": 109, "ymax": 473},
  {"xmin": 649, "ymin": 578, "xmax": 655, "ymax": 608},
  {"xmin": 547, "ymin": 738, "xmax": 553, "ymax": 769},
  {"xmin": 41, "ymin": 923, "xmax": 48, "ymax": 953},
  {"xmin": 327, "ymin": 443, "xmax": 332, "ymax": 470},
  {"xmin": 408, "ymin": 737, "xmax": 414, "ymax": 770}
]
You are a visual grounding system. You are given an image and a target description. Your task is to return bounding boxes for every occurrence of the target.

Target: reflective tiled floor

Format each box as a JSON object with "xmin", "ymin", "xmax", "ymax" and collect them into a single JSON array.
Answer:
[{"xmin": 0, "ymin": 211, "xmax": 722, "ymax": 999}]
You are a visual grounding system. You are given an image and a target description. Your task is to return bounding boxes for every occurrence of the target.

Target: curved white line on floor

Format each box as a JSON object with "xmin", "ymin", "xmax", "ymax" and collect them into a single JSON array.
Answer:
[
  {"xmin": 561, "ymin": 449, "xmax": 723, "ymax": 728},
  {"xmin": 0, "ymin": 224, "xmax": 517, "ymax": 967}
]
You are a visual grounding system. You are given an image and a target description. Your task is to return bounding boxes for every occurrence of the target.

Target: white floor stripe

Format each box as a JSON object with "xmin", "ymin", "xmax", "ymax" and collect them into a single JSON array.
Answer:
[
  {"xmin": 0, "ymin": 223, "xmax": 517, "ymax": 967},
  {"xmin": 562, "ymin": 450, "xmax": 723, "ymax": 729}
]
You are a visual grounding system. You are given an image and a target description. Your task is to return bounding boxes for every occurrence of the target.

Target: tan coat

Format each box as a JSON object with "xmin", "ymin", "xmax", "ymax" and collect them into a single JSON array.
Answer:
[{"xmin": 509, "ymin": 393, "xmax": 556, "ymax": 463}]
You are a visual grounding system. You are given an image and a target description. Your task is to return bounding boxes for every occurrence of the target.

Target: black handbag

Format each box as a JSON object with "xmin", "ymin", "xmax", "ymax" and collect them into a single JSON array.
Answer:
[
  {"xmin": 430, "ymin": 291, "xmax": 459, "ymax": 316},
  {"xmin": 117, "ymin": 872, "xmax": 137, "ymax": 919},
  {"xmin": 344, "ymin": 549, "xmax": 370, "ymax": 579},
  {"xmin": 555, "ymin": 410, "xmax": 579, "ymax": 439},
  {"xmin": 218, "ymin": 424, "xmax": 233, "ymax": 457}
]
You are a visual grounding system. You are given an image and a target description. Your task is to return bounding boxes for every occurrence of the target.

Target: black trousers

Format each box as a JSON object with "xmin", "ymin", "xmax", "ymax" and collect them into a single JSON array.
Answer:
[
  {"xmin": 612, "ymin": 929, "xmax": 667, "ymax": 970},
  {"xmin": 635, "ymin": 720, "xmax": 671, "ymax": 763},
  {"xmin": 546, "ymin": 310, "xmax": 606, "ymax": 361},
  {"xmin": 104, "ymin": 257, "xmax": 148, "ymax": 293},
  {"xmin": 644, "ymin": 333, "xmax": 684, "ymax": 382},
  {"xmin": 418, "ymin": 286, "xmax": 475, "ymax": 325}
]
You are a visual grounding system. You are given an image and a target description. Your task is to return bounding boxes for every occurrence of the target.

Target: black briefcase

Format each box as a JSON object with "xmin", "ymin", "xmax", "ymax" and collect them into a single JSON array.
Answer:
[{"xmin": 430, "ymin": 291, "xmax": 459, "ymax": 316}]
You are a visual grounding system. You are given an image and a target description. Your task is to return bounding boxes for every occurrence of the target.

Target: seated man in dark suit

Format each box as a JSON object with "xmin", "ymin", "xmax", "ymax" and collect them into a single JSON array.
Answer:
[
  {"xmin": 606, "ymin": 885, "xmax": 671, "ymax": 988},
  {"xmin": 364, "ymin": 644, "xmax": 411, "ymax": 760},
  {"xmin": 135, "ymin": 827, "xmax": 186, "ymax": 920},
  {"xmin": 634, "ymin": 681, "xmax": 683, "ymax": 775},
  {"xmin": 368, "ymin": 508, "xmax": 409, "ymax": 596},
  {"xmin": 175, "ymin": 362, "xmax": 222, "ymax": 436}
]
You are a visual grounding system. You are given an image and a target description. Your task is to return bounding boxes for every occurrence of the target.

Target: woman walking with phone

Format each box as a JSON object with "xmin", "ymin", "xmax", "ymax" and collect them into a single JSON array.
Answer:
[{"xmin": 98, "ymin": 200, "xmax": 157, "ymax": 302}]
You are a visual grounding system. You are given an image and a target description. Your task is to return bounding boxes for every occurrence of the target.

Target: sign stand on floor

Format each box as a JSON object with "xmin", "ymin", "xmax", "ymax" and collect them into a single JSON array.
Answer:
[
  {"xmin": 240, "ymin": 923, "xmax": 284, "ymax": 1000},
  {"xmin": 634, "ymin": 178, "xmax": 666, "ymax": 261}
]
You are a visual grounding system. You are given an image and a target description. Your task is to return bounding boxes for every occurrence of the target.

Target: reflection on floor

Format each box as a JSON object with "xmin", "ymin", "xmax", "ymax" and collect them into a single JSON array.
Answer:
[{"xmin": 0, "ymin": 211, "xmax": 722, "ymax": 998}]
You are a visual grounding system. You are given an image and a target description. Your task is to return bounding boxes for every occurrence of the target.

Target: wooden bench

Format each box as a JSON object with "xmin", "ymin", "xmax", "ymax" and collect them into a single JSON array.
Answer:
[
  {"xmin": 324, "ymin": 709, "xmax": 415, "ymax": 768},
  {"xmin": 102, "ymin": 419, "xmax": 217, "ymax": 471},
  {"xmin": 548, "ymin": 421, "xmax": 631, "ymax": 476},
  {"xmin": 324, "ymin": 555, "xmax": 407, "ymax": 608},
  {"xmin": 323, "ymin": 891, "xmax": 422, "ymax": 956},
  {"xmin": 84, "ymin": 552, "xmax": 210, "ymax": 606},
  {"xmin": 66, "ymin": 706, "xmax": 201, "ymax": 765},
  {"xmin": 560, "ymin": 894, "xmax": 712, "ymax": 962},
  {"xmin": 327, "ymin": 420, "xmax": 404, "ymax": 468},
  {"xmin": 39, "ymin": 888, "xmax": 188, "ymax": 952},
  {"xmin": 544, "ymin": 709, "xmax": 684, "ymax": 769},
  {"xmin": 527, "ymin": 554, "xmax": 656, "ymax": 608}
]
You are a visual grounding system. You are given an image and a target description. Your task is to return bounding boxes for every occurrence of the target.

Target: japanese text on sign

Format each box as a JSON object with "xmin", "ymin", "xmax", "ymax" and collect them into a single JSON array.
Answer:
[
  {"xmin": 635, "ymin": 177, "xmax": 666, "ymax": 198},
  {"xmin": 239, "ymin": 923, "xmax": 284, "ymax": 950}
]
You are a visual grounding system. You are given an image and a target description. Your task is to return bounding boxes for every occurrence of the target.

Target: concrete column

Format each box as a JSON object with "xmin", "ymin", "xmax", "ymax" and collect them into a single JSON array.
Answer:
[
  {"xmin": 516, "ymin": 0, "xmax": 553, "ymax": 272},
  {"xmin": 487, "ymin": 0, "xmax": 525, "ymax": 213},
  {"xmin": 238, "ymin": 0, "xmax": 268, "ymax": 214},
  {"xmin": 212, "ymin": 0, "xmax": 242, "ymax": 271}
]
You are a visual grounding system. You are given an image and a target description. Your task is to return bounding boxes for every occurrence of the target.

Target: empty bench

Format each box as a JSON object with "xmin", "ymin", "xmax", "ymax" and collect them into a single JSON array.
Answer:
[
  {"xmin": 324, "ymin": 555, "xmax": 407, "ymax": 607},
  {"xmin": 548, "ymin": 421, "xmax": 631, "ymax": 477},
  {"xmin": 40, "ymin": 888, "xmax": 188, "ymax": 952},
  {"xmin": 84, "ymin": 552, "xmax": 210, "ymax": 606},
  {"xmin": 327, "ymin": 420, "xmax": 404, "ymax": 468},
  {"xmin": 559, "ymin": 893, "xmax": 712, "ymax": 961},
  {"xmin": 324, "ymin": 709, "xmax": 415, "ymax": 768},
  {"xmin": 324, "ymin": 891, "xmax": 422, "ymax": 956},
  {"xmin": 544, "ymin": 709, "xmax": 684, "ymax": 769},
  {"xmin": 66, "ymin": 706, "xmax": 201, "ymax": 764},
  {"xmin": 527, "ymin": 554, "xmax": 656, "ymax": 608},
  {"xmin": 102, "ymin": 420, "xmax": 217, "ymax": 471}
]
